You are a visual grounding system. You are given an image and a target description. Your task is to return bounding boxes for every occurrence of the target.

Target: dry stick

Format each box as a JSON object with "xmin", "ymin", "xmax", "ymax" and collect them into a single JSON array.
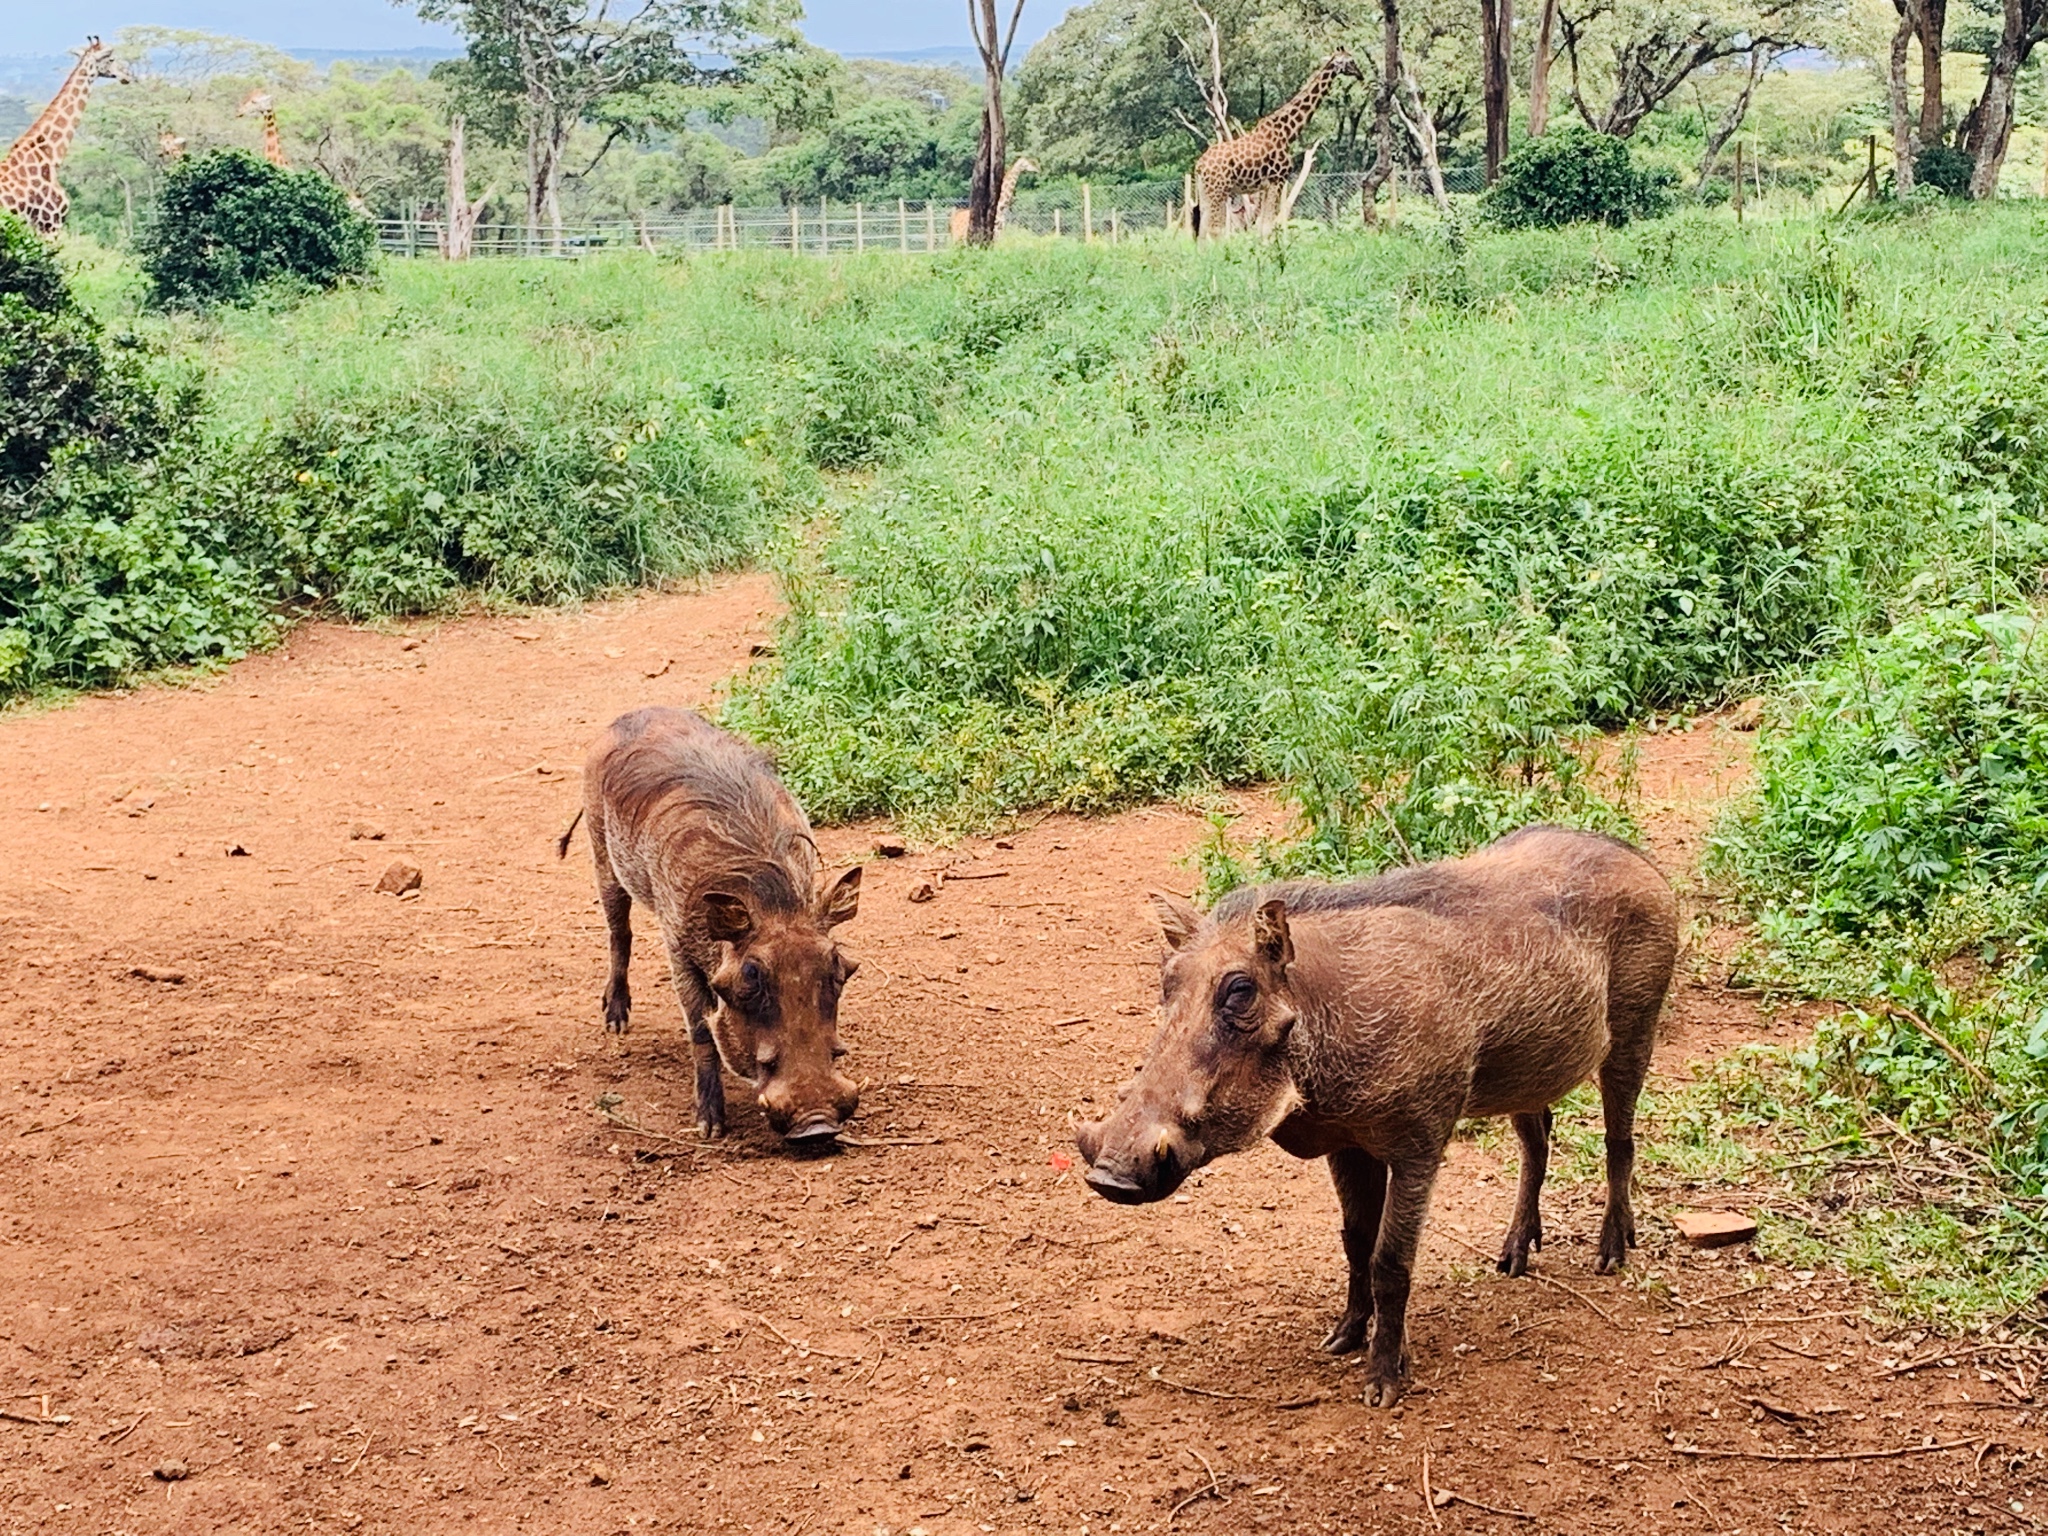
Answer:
[
  {"xmin": 1435, "ymin": 1488, "xmax": 1540, "ymax": 1521},
  {"xmin": 100, "ymin": 1408, "xmax": 150, "ymax": 1445},
  {"xmin": 18, "ymin": 1114, "xmax": 81, "ymax": 1137},
  {"xmin": 837, "ymin": 1134, "xmax": 944, "ymax": 1148},
  {"xmin": 1169, "ymin": 1447, "xmax": 1227, "ymax": 1523},
  {"xmin": 1421, "ymin": 1449, "xmax": 1442, "ymax": 1530},
  {"xmin": 755, "ymin": 1315, "xmax": 863, "ymax": 1362},
  {"xmin": 1877, "ymin": 1003, "xmax": 1993, "ymax": 1090},
  {"xmin": 1145, "ymin": 1365, "xmax": 1318, "ymax": 1409},
  {"xmin": 1442, "ymin": 1230, "xmax": 1621, "ymax": 1327},
  {"xmin": 346, "ymin": 1430, "xmax": 374, "ymax": 1476},
  {"xmin": 1056, "ymin": 1349, "xmax": 1136, "ymax": 1365},
  {"xmin": 1676, "ymin": 1437, "xmax": 1980, "ymax": 1464},
  {"xmin": 0, "ymin": 1409, "xmax": 68, "ymax": 1426},
  {"xmin": 1883, "ymin": 1342, "xmax": 1989, "ymax": 1377},
  {"xmin": 874, "ymin": 1304, "xmax": 1019, "ymax": 1325},
  {"xmin": 597, "ymin": 1107, "xmax": 695, "ymax": 1147}
]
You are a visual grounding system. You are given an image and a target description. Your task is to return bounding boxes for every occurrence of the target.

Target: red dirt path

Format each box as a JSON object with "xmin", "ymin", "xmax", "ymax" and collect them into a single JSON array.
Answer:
[{"xmin": 1, "ymin": 576, "xmax": 2039, "ymax": 1535}]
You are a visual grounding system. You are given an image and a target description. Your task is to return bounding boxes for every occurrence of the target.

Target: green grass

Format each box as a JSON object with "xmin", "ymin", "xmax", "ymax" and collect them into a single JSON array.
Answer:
[{"xmin": 18, "ymin": 208, "xmax": 2048, "ymax": 1323}]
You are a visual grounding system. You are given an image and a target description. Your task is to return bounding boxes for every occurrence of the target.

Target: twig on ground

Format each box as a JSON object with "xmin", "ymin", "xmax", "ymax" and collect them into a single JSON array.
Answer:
[
  {"xmin": 100, "ymin": 1408, "xmax": 150, "ymax": 1444},
  {"xmin": 0, "ymin": 1409, "xmax": 69, "ymax": 1426},
  {"xmin": 1421, "ymin": 1449, "xmax": 1442, "ymax": 1529},
  {"xmin": 1169, "ymin": 1447, "xmax": 1227, "ymax": 1523},
  {"xmin": 1877, "ymin": 1003, "xmax": 1992, "ymax": 1091},
  {"xmin": 1148, "ymin": 1366, "xmax": 1252, "ymax": 1401},
  {"xmin": 1677, "ymin": 1437, "xmax": 1981, "ymax": 1463},
  {"xmin": 756, "ymin": 1315, "xmax": 863, "ymax": 1361},
  {"xmin": 18, "ymin": 1113, "xmax": 80, "ymax": 1137},
  {"xmin": 1533, "ymin": 1272, "xmax": 1619, "ymax": 1327},
  {"xmin": 597, "ymin": 1107, "xmax": 695, "ymax": 1147},
  {"xmin": 873, "ymin": 1304, "xmax": 1020, "ymax": 1325},
  {"xmin": 1056, "ymin": 1349, "xmax": 1136, "ymax": 1365},
  {"xmin": 838, "ymin": 1134, "xmax": 945, "ymax": 1148},
  {"xmin": 1434, "ymin": 1486, "xmax": 1539, "ymax": 1519},
  {"xmin": 347, "ymin": 1430, "xmax": 374, "ymax": 1476}
]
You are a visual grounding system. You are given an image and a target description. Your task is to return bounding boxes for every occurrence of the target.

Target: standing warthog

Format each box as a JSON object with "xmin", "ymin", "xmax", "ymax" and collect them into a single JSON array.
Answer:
[
  {"xmin": 559, "ymin": 707, "xmax": 863, "ymax": 1146},
  {"xmin": 1075, "ymin": 826, "xmax": 1677, "ymax": 1407}
]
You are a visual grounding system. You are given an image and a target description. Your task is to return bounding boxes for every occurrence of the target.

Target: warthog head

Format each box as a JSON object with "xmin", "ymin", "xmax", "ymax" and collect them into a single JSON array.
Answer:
[
  {"xmin": 1076, "ymin": 892, "xmax": 1303, "ymax": 1203},
  {"xmin": 702, "ymin": 867, "xmax": 863, "ymax": 1144}
]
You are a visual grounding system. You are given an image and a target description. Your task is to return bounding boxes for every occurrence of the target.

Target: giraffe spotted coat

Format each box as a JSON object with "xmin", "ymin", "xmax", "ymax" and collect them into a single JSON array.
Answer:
[{"xmin": 1193, "ymin": 50, "xmax": 1362, "ymax": 240}]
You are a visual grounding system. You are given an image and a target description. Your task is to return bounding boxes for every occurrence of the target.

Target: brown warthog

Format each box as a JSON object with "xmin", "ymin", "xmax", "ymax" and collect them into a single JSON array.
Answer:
[
  {"xmin": 1076, "ymin": 826, "xmax": 1676, "ymax": 1406},
  {"xmin": 558, "ymin": 707, "xmax": 863, "ymax": 1145}
]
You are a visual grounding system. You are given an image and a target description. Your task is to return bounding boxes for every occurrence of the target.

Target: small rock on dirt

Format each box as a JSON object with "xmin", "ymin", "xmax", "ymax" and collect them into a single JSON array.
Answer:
[
  {"xmin": 349, "ymin": 824, "xmax": 386, "ymax": 841},
  {"xmin": 375, "ymin": 860, "xmax": 423, "ymax": 896},
  {"xmin": 1672, "ymin": 1211, "xmax": 1757, "ymax": 1248},
  {"xmin": 129, "ymin": 966, "xmax": 186, "ymax": 984},
  {"xmin": 399, "ymin": 638, "xmax": 422, "ymax": 652},
  {"xmin": 907, "ymin": 879, "xmax": 936, "ymax": 903},
  {"xmin": 225, "ymin": 843, "xmax": 250, "ymax": 857},
  {"xmin": 586, "ymin": 1460, "xmax": 612, "ymax": 1486},
  {"xmin": 152, "ymin": 1459, "xmax": 189, "ymax": 1483},
  {"xmin": 875, "ymin": 836, "xmax": 907, "ymax": 858}
]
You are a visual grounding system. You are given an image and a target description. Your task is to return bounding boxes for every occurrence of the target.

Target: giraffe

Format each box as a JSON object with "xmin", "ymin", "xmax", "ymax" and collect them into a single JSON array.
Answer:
[
  {"xmin": 237, "ymin": 91, "xmax": 288, "ymax": 168},
  {"xmin": 0, "ymin": 37, "xmax": 130, "ymax": 238},
  {"xmin": 949, "ymin": 155, "xmax": 1038, "ymax": 243},
  {"xmin": 157, "ymin": 130, "xmax": 187, "ymax": 164},
  {"xmin": 1192, "ymin": 50, "xmax": 1362, "ymax": 240}
]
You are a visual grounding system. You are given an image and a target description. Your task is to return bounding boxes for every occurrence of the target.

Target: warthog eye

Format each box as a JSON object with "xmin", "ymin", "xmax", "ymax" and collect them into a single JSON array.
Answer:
[
  {"xmin": 1218, "ymin": 973, "xmax": 1257, "ymax": 1022},
  {"xmin": 739, "ymin": 959, "xmax": 766, "ymax": 995}
]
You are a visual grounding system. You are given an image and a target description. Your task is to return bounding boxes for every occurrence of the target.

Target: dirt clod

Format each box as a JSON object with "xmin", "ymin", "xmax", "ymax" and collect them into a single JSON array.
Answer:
[
  {"xmin": 375, "ymin": 860, "xmax": 423, "ymax": 896},
  {"xmin": 129, "ymin": 966, "xmax": 185, "ymax": 984},
  {"xmin": 586, "ymin": 1460, "xmax": 612, "ymax": 1486},
  {"xmin": 1672, "ymin": 1210, "xmax": 1759, "ymax": 1248},
  {"xmin": 876, "ymin": 836, "xmax": 907, "ymax": 858},
  {"xmin": 907, "ymin": 879, "xmax": 936, "ymax": 903},
  {"xmin": 152, "ymin": 1459, "xmax": 188, "ymax": 1482}
]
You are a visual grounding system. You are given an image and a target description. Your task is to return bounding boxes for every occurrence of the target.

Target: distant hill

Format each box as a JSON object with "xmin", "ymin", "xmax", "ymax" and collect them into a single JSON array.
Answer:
[
  {"xmin": 855, "ymin": 46, "xmax": 982, "ymax": 70},
  {"xmin": 0, "ymin": 46, "xmax": 462, "ymax": 100}
]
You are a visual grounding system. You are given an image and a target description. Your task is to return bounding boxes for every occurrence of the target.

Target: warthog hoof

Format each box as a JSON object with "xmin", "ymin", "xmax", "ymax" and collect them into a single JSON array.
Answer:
[
  {"xmin": 1596, "ymin": 1209, "xmax": 1636, "ymax": 1273},
  {"xmin": 603, "ymin": 987, "xmax": 631, "ymax": 1033},
  {"xmin": 1320, "ymin": 1310, "xmax": 1371, "ymax": 1355},
  {"xmin": 1497, "ymin": 1223, "xmax": 1542, "ymax": 1277},
  {"xmin": 1362, "ymin": 1366, "xmax": 1405, "ymax": 1409}
]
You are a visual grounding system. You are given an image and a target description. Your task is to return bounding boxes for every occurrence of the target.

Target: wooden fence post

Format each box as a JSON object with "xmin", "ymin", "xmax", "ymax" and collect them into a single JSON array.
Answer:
[
  {"xmin": 898, "ymin": 197, "xmax": 908, "ymax": 252},
  {"xmin": 855, "ymin": 201, "xmax": 864, "ymax": 253},
  {"xmin": 1733, "ymin": 141, "xmax": 1744, "ymax": 225},
  {"xmin": 790, "ymin": 201, "xmax": 800, "ymax": 253},
  {"xmin": 819, "ymin": 198, "xmax": 828, "ymax": 255},
  {"xmin": 1110, "ymin": 208, "xmax": 1121, "ymax": 242},
  {"xmin": 1082, "ymin": 181, "xmax": 1093, "ymax": 242},
  {"xmin": 925, "ymin": 202, "xmax": 936, "ymax": 252},
  {"xmin": 1053, "ymin": 207, "xmax": 1062, "ymax": 236}
]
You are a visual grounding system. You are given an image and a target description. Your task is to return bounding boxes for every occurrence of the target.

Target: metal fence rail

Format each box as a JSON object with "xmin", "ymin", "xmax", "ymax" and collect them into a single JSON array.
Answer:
[{"xmin": 375, "ymin": 167, "xmax": 1492, "ymax": 258}]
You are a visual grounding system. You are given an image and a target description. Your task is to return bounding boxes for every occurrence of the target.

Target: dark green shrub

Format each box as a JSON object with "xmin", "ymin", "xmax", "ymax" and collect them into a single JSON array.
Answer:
[
  {"xmin": 0, "ymin": 212, "xmax": 162, "ymax": 511},
  {"xmin": 1483, "ymin": 128, "xmax": 1673, "ymax": 229},
  {"xmin": 1911, "ymin": 143, "xmax": 1975, "ymax": 198},
  {"xmin": 139, "ymin": 150, "xmax": 376, "ymax": 310}
]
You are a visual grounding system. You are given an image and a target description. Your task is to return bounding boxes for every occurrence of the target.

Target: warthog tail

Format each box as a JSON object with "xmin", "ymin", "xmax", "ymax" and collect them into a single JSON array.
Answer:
[{"xmin": 555, "ymin": 808, "xmax": 585, "ymax": 860}]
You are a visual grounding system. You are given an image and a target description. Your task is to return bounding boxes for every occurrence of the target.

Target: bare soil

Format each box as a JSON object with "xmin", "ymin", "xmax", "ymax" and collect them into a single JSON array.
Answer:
[{"xmin": 1, "ymin": 576, "xmax": 2040, "ymax": 1535}]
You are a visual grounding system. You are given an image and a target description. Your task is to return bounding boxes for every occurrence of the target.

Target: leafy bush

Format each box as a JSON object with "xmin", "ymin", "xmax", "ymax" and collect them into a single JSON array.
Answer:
[
  {"xmin": 139, "ymin": 151, "xmax": 376, "ymax": 310},
  {"xmin": 1911, "ymin": 143, "xmax": 1975, "ymax": 198},
  {"xmin": 1718, "ymin": 604, "xmax": 2048, "ymax": 935},
  {"xmin": 0, "ymin": 212, "xmax": 162, "ymax": 511},
  {"xmin": 1484, "ymin": 128, "xmax": 1672, "ymax": 229}
]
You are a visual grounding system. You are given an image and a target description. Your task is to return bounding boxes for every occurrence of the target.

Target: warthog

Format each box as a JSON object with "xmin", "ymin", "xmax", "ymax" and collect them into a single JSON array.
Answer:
[
  {"xmin": 1076, "ymin": 826, "xmax": 1676, "ymax": 1406},
  {"xmin": 559, "ymin": 707, "xmax": 862, "ymax": 1145}
]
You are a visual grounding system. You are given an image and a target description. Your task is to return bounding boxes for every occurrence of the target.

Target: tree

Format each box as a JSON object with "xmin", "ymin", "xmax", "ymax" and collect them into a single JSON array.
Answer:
[
  {"xmin": 1479, "ymin": 0, "xmax": 1511, "ymax": 179},
  {"xmin": 966, "ymin": 0, "xmax": 1029, "ymax": 246},
  {"xmin": 1552, "ymin": 0, "xmax": 1819, "ymax": 138},
  {"xmin": 1958, "ymin": 0, "xmax": 2048, "ymax": 195},
  {"xmin": 1694, "ymin": 40, "xmax": 1781, "ymax": 184},
  {"xmin": 407, "ymin": 0, "xmax": 796, "ymax": 247}
]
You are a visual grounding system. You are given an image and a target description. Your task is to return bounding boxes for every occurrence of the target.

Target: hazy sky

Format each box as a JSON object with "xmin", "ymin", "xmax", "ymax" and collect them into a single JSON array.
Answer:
[{"xmin": 4, "ymin": 1, "xmax": 1070, "ymax": 59}]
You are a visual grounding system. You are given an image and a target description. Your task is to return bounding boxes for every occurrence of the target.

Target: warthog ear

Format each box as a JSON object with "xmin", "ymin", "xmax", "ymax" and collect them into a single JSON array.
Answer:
[
  {"xmin": 1149, "ymin": 890, "xmax": 1202, "ymax": 950},
  {"xmin": 1252, "ymin": 900, "xmax": 1294, "ymax": 971},
  {"xmin": 818, "ymin": 866, "xmax": 862, "ymax": 928},
  {"xmin": 702, "ymin": 892, "xmax": 753, "ymax": 942}
]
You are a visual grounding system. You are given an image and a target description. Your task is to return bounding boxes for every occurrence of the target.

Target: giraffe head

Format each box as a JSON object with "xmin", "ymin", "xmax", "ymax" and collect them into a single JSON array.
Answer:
[
  {"xmin": 236, "ymin": 91, "xmax": 275, "ymax": 120},
  {"xmin": 1325, "ymin": 49, "xmax": 1365, "ymax": 84},
  {"xmin": 157, "ymin": 129, "xmax": 186, "ymax": 163},
  {"xmin": 75, "ymin": 37, "xmax": 132, "ymax": 86}
]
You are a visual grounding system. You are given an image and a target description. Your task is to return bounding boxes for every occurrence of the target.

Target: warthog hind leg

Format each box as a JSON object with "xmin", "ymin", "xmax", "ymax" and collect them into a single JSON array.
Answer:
[
  {"xmin": 1363, "ymin": 1156, "xmax": 1441, "ymax": 1408},
  {"xmin": 1498, "ymin": 1108, "xmax": 1552, "ymax": 1276}
]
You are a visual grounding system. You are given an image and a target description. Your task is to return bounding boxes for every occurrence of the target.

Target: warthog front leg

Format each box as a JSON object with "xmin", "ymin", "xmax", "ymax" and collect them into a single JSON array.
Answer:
[
  {"xmin": 598, "ymin": 875, "xmax": 633, "ymax": 1032},
  {"xmin": 1499, "ymin": 1108, "xmax": 1553, "ymax": 1277},
  {"xmin": 1322, "ymin": 1146, "xmax": 1388, "ymax": 1355},
  {"xmin": 672, "ymin": 965, "xmax": 724, "ymax": 1139},
  {"xmin": 1597, "ymin": 1058, "xmax": 1650, "ymax": 1273},
  {"xmin": 1363, "ymin": 1156, "xmax": 1442, "ymax": 1408}
]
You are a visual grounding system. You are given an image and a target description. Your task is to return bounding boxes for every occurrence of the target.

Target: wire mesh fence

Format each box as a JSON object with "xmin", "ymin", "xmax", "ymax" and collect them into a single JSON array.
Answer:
[{"xmin": 375, "ymin": 166, "xmax": 1494, "ymax": 258}]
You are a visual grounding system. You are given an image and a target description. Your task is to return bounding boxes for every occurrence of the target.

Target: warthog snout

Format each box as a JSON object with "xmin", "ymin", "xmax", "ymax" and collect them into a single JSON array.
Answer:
[
  {"xmin": 757, "ymin": 1071, "xmax": 861, "ymax": 1144},
  {"xmin": 1076, "ymin": 1113, "xmax": 1201, "ymax": 1204}
]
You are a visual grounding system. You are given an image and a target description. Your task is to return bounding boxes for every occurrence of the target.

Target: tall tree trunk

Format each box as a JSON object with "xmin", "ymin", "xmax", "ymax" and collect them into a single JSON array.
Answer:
[
  {"xmin": 1480, "ymin": 0, "xmax": 1513, "ymax": 180},
  {"xmin": 1918, "ymin": 0, "xmax": 1948, "ymax": 146},
  {"xmin": 1888, "ymin": 0, "xmax": 1918, "ymax": 194},
  {"xmin": 1396, "ymin": 64, "xmax": 1452, "ymax": 215},
  {"xmin": 968, "ymin": 83, "xmax": 1004, "ymax": 244},
  {"xmin": 1698, "ymin": 45, "xmax": 1774, "ymax": 185},
  {"xmin": 1361, "ymin": 0, "xmax": 1401, "ymax": 223},
  {"xmin": 1966, "ymin": 0, "xmax": 2047, "ymax": 196},
  {"xmin": 1527, "ymin": 0, "xmax": 1558, "ymax": 135}
]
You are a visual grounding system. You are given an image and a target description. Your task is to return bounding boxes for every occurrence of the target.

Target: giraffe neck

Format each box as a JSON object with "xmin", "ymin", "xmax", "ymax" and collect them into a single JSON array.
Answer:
[
  {"xmin": 7, "ymin": 54, "xmax": 101, "ymax": 169},
  {"xmin": 263, "ymin": 113, "xmax": 286, "ymax": 168},
  {"xmin": 1255, "ymin": 58, "xmax": 1342, "ymax": 147}
]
